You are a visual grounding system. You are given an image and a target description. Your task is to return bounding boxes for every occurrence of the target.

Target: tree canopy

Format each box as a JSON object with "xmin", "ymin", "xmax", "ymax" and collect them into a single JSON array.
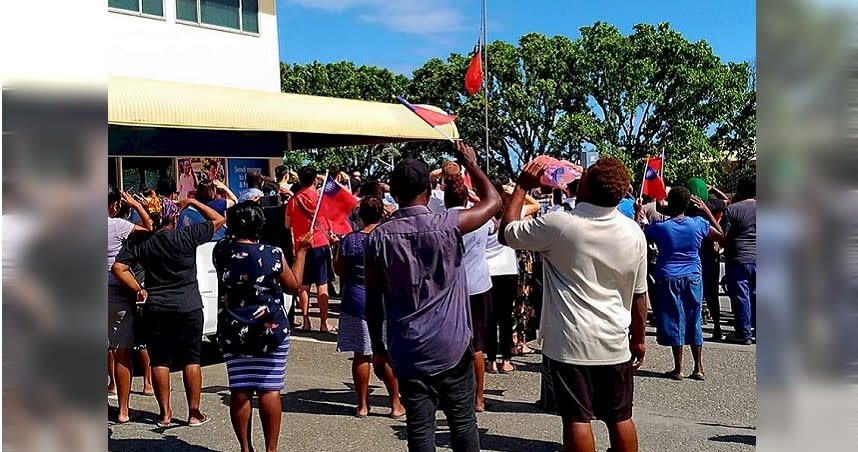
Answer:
[{"xmin": 280, "ymin": 22, "xmax": 756, "ymax": 187}]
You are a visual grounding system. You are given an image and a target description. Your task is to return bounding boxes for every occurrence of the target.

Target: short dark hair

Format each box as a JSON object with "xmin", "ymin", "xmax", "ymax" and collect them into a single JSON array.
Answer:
[
  {"xmin": 274, "ymin": 165, "xmax": 288, "ymax": 183},
  {"xmin": 246, "ymin": 170, "xmax": 263, "ymax": 188},
  {"xmin": 195, "ymin": 179, "xmax": 217, "ymax": 204},
  {"xmin": 226, "ymin": 201, "xmax": 267, "ymax": 241},
  {"xmin": 444, "ymin": 174, "xmax": 469, "ymax": 208},
  {"xmin": 358, "ymin": 196, "xmax": 384, "ymax": 226},
  {"xmin": 735, "ymin": 177, "xmax": 756, "ymax": 201},
  {"xmin": 390, "ymin": 158, "xmax": 429, "ymax": 204},
  {"xmin": 666, "ymin": 186, "xmax": 692, "ymax": 216},
  {"xmin": 156, "ymin": 177, "xmax": 176, "ymax": 197},
  {"xmin": 358, "ymin": 181, "xmax": 384, "ymax": 199},
  {"xmin": 297, "ymin": 166, "xmax": 317, "ymax": 187},
  {"xmin": 582, "ymin": 157, "xmax": 631, "ymax": 208}
]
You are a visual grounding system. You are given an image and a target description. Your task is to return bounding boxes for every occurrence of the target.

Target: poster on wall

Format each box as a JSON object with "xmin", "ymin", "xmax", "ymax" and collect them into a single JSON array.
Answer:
[
  {"xmin": 227, "ymin": 158, "xmax": 269, "ymax": 198},
  {"xmin": 176, "ymin": 157, "xmax": 227, "ymax": 199}
]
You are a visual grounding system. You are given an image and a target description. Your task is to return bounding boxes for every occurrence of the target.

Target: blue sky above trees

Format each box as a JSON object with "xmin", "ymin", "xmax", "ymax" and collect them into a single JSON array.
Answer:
[{"xmin": 276, "ymin": 0, "xmax": 755, "ymax": 75}]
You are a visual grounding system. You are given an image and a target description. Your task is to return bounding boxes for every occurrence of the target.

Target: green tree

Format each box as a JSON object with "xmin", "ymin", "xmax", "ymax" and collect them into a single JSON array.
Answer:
[
  {"xmin": 408, "ymin": 33, "xmax": 589, "ymax": 180},
  {"xmin": 558, "ymin": 22, "xmax": 755, "ymax": 187},
  {"xmin": 279, "ymin": 61, "xmax": 410, "ymax": 179}
]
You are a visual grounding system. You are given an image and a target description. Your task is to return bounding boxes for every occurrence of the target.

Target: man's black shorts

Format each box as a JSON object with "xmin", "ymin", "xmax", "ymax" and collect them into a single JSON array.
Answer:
[
  {"xmin": 145, "ymin": 308, "xmax": 203, "ymax": 368},
  {"xmin": 547, "ymin": 358, "xmax": 633, "ymax": 424}
]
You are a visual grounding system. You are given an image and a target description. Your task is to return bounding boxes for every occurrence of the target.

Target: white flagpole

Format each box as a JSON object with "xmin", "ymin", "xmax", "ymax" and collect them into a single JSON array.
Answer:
[
  {"xmin": 482, "ymin": 0, "xmax": 490, "ymax": 174},
  {"xmin": 310, "ymin": 175, "xmax": 327, "ymax": 231},
  {"xmin": 640, "ymin": 157, "xmax": 650, "ymax": 199}
]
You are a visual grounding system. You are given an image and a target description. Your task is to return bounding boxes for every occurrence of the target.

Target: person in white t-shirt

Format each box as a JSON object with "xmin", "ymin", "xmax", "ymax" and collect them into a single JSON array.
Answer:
[
  {"xmin": 445, "ymin": 174, "xmax": 493, "ymax": 413},
  {"xmin": 500, "ymin": 157, "xmax": 648, "ymax": 452}
]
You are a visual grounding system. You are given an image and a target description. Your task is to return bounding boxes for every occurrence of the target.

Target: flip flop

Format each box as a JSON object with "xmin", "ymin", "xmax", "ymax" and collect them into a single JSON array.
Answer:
[
  {"xmin": 688, "ymin": 372, "xmax": 706, "ymax": 381},
  {"xmin": 664, "ymin": 372, "xmax": 684, "ymax": 381},
  {"xmin": 388, "ymin": 413, "xmax": 406, "ymax": 421},
  {"xmin": 115, "ymin": 411, "xmax": 142, "ymax": 425},
  {"xmin": 187, "ymin": 413, "xmax": 211, "ymax": 427},
  {"xmin": 154, "ymin": 419, "xmax": 173, "ymax": 428},
  {"xmin": 321, "ymin": 326, "xmax": 338, "ymax": 335}
]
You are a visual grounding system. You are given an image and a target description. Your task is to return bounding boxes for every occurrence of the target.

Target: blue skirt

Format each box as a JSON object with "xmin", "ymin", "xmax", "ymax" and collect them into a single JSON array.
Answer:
[
  {"xmin": 654, "ymin": 274, "xmax": 704, "ymax": 346},
  {"xmin": 224, "ymin": 337, "xmax": 290, "ymax": 391}
]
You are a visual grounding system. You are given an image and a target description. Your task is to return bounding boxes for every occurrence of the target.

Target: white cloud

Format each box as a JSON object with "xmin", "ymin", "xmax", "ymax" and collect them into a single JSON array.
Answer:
[{"xmin": 285, "ymin": 0, "xmax": 469, "ymax": 37}]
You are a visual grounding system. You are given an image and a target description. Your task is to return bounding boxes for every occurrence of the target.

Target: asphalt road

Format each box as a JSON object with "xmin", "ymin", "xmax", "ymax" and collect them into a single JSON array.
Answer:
[{"xmin": 108, "ymin": 296, "xmax": 756, "ymax": 451}]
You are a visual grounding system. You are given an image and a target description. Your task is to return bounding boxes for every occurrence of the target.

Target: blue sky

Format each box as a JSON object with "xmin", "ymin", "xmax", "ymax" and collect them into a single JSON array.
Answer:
[{"xmin": 276, "ymin": 0, "xmax": 756, "ymax": 75}]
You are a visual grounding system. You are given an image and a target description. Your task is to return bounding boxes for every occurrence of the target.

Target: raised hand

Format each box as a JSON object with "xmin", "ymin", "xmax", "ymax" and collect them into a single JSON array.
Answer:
[
  {"xmin": 454, "ymin": 141, "xmax": 477, "ymax": 165},
  {"xmin": 516, "ymin": 160, "xmax": 548, "ymax": 190}
]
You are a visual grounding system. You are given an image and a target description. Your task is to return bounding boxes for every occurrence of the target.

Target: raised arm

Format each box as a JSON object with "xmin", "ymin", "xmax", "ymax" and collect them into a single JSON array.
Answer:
[
  {"xmin": 691, "ymin": 195, "xmax": 725, "ymax": 241},
  {"xmin": 498, "ymin": 161, "xmax": 547, "ymax": 246},
  {"xmin": 179, "ymin": 198, "xmax": 226, "ymax": 231},
  {"xmin": 455, "ymin": 142, "xmax": 502, "ymax": 234},
  {"xmin": 121, "ymin": 191, "xmax": 153, "ymax": 232},
  {"xmin": 213, "ymin": 179, "xmax": 238, "ymax": 205}
]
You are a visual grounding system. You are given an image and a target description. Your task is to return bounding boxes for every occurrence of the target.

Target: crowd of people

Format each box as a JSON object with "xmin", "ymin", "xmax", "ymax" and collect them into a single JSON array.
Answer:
[{"xmin": 107, "ymin": 142, "xmax": 756, "ymax": 452}]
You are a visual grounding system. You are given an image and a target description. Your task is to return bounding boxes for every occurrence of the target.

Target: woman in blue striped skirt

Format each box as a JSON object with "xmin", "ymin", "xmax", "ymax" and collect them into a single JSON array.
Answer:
[{"xmin": 214, "ymin": 202, "xmax": 312, "ymax": 452}]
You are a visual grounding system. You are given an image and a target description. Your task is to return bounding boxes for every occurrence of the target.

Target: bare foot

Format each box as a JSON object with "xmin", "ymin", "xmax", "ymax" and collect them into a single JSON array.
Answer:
[
  {"xmin": 475, "ymin": 398, "xmax": 485, "ymax": 413},
  {"xmin": 116, "ymin": 410, "xmax": 140, "ymax": 424},
  {"xmin": 320, "ymin": 322, "xmax": 337, "ymax": 334},
  {"xmin": 486, "ymin": 362, "xmax": 498, "ymax": 373},
  {"xmin": 301, "ymin": 320, "xmax": 312, "ymax": 331},
  {"xmin": 389, "ymin": 406, "xmax": 406, "ymax": 420},
  {"xmin": 356, "ymin": 405, "xmax": 369, "ymax": 418},
  {"xmin": 156, "ymin": 408, "xmax": 173, "ymax": 427},
  {"xmin": 143, "ymin": 384, "xmax": 155, "ymax": 396},
  {"xmin": 499, "ymin": 361, "xmax": 516, "ymax": 373}
]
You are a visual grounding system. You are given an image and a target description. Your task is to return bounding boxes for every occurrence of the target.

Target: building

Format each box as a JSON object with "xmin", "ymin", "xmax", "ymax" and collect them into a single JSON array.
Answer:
[{"xmin": 107, "ymin": 0, "xmax": 457, "ymax": 195}]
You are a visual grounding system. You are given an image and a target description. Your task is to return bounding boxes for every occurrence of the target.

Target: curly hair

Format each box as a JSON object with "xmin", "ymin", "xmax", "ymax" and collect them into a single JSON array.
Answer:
[
  {"xmin": 581, "ymin": 157, "xmax": 631, "ymax": 208},
  {"xmin": 443, "ymin": 174, "xmax": 469, "ymax": 208},
  {"xmin": 358, "ymin": 196, "xmax": 385, "ymax": 226},
  {"xmin": 226, "ymin": 201, "xmax": 267, "ymax": 241}
]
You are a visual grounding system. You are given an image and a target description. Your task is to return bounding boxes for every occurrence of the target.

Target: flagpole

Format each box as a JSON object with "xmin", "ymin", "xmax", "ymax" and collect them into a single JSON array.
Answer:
[
  {"xmin": 639, "ymin": 157, "xmax": 649, "ymax": 200},
  {"xmin": 482, "ymin": 0, "xmax": 490, "ymax": 174},
  {"xmin": 310, "ymin": 176, "xmax": 327, "ymax": 231}
]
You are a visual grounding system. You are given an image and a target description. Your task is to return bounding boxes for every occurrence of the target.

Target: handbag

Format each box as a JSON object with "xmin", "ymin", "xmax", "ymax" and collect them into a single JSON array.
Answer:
[{"xmin": 217, "ymin": 295, "xmax": 288, "ymax": 357}]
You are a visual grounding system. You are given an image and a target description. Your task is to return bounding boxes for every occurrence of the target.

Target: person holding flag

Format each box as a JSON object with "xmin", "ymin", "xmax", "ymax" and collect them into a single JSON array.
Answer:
[{"xmin": 286, "ymin": 166, "xmax": 353, "ymax": 333}]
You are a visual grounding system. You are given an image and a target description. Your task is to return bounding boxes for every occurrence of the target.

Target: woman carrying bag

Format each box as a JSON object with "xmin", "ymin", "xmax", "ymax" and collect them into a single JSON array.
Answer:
[{"xmin": 213, "ymin": 201, "xmax": 312, "ymax": 452}]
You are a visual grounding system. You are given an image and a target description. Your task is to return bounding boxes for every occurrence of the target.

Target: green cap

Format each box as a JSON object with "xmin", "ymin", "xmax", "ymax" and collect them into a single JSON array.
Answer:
[{"xmin": 685, "ymin": 178, "xmax": 708, "ymax": 199}]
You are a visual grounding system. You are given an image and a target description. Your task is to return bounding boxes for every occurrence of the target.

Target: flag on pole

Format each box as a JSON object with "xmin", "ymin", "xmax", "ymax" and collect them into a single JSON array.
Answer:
[
  {"xmin": 315, "ymin": 175, "xmax": 357, "ymax": 235},
  {"xmin": 642, "ymin": 157, "xmax": 667, "ymax": 201},
  {"xmin": 395, "ymin": 96, "xmax": 457, "ymax": 127},
  {"xmin": 465, "ymin": 40, "xmax": 483, "ymax": 95}
]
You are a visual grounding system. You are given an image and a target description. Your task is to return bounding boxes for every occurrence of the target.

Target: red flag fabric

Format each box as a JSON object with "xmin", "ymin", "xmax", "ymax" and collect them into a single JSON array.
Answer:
[
  {"xmin": 642, "ymin": 158, "xmax": 667, "ymax": 201},
  {"xmin": 411, "ymin": 105, "xmax": 457, "ymax": 127},
  {"xmin": 318, "ymin": 175, "xmax": 357, "ymax": 235},
  {"xmin": 395, "ymin": 96, "xmax": 456, "ymax": 127},
  {"xmin": 465, "ymin": 46, "xmax": 482, "ymax": 95}
]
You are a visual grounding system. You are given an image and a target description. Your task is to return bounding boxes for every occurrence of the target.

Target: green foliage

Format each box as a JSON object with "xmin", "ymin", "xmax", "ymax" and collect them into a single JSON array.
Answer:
[{"xmin": 279, "ymin": 22, "xmax": 756, "ymax": 186}]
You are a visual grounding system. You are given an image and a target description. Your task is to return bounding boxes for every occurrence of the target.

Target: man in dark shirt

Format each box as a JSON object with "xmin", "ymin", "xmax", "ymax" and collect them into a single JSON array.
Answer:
[
  {"xmin": 365, "ymin": 142, "xmax": 501, "ymax": 452},
  {"xmin": 112, "ymin": 198, "xmax": 225, "ymax": 427},
  {"xmin": 720, "ymin": 177, "xmax": 757, "ymax": 344}
]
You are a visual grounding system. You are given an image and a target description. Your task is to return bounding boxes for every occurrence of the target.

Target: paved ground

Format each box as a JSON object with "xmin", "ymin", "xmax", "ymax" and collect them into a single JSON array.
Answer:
[{"xmin": 108, "ymin": 296, "xmax": 756, "ymax": 451}]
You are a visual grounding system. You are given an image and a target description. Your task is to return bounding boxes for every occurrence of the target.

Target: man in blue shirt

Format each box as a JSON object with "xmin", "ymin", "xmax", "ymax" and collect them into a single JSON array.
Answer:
[
  {"xmin": 238, "ymin": 170, "xmax": 266, "ymax": 202},
  {"xmin": 365, "ymin": 142, "xmax": 501, "ymax": 452}
]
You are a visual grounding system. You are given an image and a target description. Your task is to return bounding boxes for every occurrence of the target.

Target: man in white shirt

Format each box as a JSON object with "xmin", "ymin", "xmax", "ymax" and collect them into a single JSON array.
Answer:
[{"xmin": 500, "ymin": 157, "xmax": 648, "ymax": 452}]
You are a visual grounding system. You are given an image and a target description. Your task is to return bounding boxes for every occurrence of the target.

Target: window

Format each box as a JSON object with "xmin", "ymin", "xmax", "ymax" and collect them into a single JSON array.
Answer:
[
  {"xmin": 108, "ymin": 0, "xmax": 164, "ymax": 17},
  {"xmin": 176, "ymin": 0, "xmax": 259, "ymax": 34}
]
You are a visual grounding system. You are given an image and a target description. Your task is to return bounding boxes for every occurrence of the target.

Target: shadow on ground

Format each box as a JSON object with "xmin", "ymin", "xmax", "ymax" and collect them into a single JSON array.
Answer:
[
  {"xmin": 390, "ymin": 425, "xmax": 562, "ymax": 452},
  {"xmin": 709, "ymin": 434, "xmax": 756, "ymax": 445},
  {"xmin": 108, "ymin": 434, "xmax": 219, "ymax": 452}
]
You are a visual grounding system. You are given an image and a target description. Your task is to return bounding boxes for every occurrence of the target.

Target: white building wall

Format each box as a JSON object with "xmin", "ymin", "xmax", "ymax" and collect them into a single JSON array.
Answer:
[{"xmin": 108, "ymin": 0, "xmax": 281, "ymax": 92}]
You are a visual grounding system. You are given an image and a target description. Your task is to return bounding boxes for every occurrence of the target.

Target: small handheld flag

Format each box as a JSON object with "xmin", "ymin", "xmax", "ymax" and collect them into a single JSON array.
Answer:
[
  {"xmin": 310, "ymin": 175, "xmax": 357, "ymax": 235},
  {"xmin": 641, "ymin": 157, "xmax": 667, "ymax": 201},
  {"xmin": 465, "ymin": 41, "xmax": 483, "ymax": 95},
  {"xmin": 395, "ymin": 95, "xmax": 458, "ymax": 143}
]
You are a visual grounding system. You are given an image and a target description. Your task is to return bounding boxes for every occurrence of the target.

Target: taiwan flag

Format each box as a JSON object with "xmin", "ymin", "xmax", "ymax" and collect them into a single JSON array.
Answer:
[
  {"xmin": 642, "ymin": 157, "xmax": 667, "ymax": 201},
  {"xmin": 318, "ymin": 175, "xmax": 357, "ymax": 235}
]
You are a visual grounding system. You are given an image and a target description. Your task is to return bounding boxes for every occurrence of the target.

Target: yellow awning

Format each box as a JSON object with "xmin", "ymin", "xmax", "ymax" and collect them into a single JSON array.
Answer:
[{"xmin": 108, "ymin": 76, "xmax": 458, "ymax": 149}]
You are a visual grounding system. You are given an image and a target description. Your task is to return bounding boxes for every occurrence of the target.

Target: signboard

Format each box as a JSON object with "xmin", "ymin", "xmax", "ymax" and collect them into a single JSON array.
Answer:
[
  {"xmin": 227, "ymin": 158, "xmax": 269, "ymax": 196},
  {"xmin": 582, "ymin": 151, "xmax": 600, "ymax": 169},
  {"xmin": 177, "ymin": 157, "xmax": 226, "ymax": 199}
]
